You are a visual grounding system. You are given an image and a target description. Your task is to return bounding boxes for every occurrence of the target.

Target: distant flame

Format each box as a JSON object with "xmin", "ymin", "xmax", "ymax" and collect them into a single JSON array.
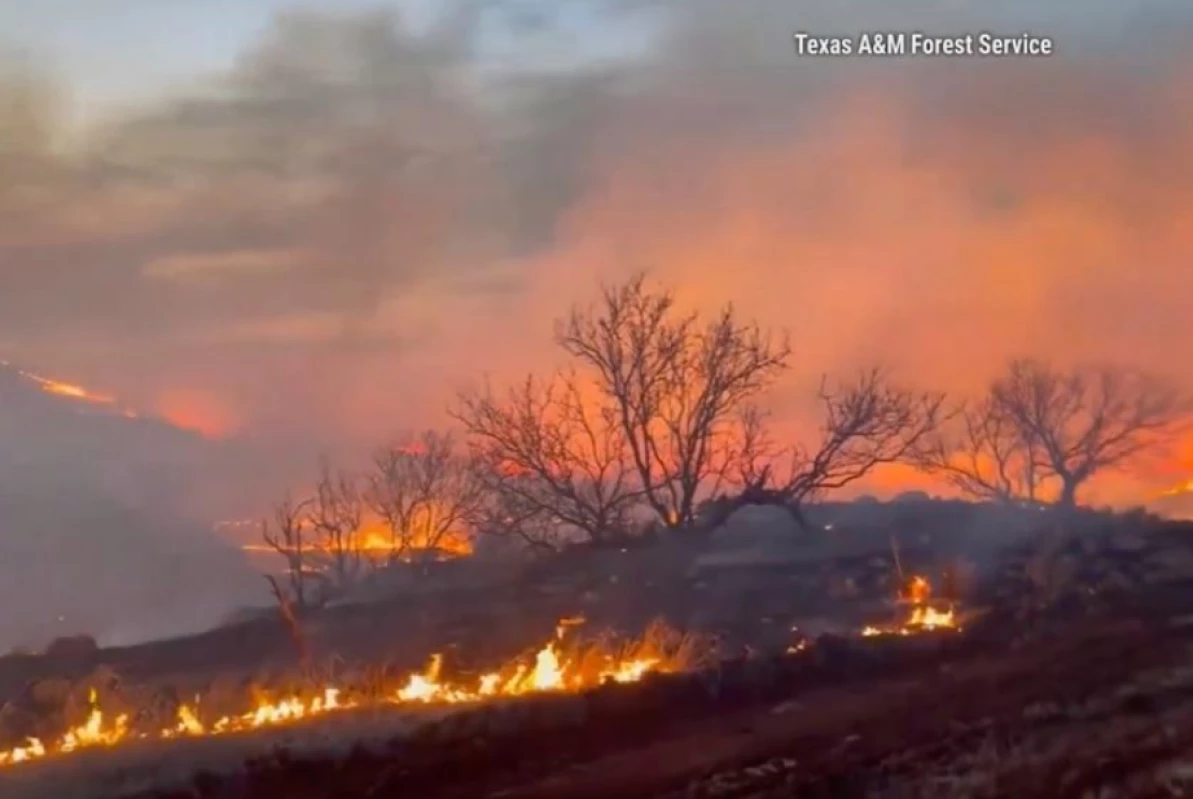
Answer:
[
  {"xmin": 240, "ymin": 519, "xmax": 473, "ymax": 560},
  {"xmin": 19, "ymin": 370, "xmax": 115, "ymax": 405},
  {"xmin": 1160, "ymin": 478, "xmax": 1193, "ymax": 497},
  {"xmin": 153, "ymin": 388, "xmax": 237, "ymax": 439},
  {"xmin": 14, "ymin": 368, "xmax": 146, "ymax": 418}
]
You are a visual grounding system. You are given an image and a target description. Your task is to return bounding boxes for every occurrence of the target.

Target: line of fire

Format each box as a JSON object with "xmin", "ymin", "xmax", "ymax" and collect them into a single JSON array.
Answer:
[
  {"xmin": 1, "ymin": 271, "xmax": 1191, "ymax": 797},
  {"xmin": 4, "ymin": 4, "xmax": 1193, "ymax": 796}
]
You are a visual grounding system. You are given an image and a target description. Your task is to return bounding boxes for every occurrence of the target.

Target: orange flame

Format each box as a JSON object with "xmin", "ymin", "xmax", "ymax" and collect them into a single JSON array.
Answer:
[
  {"xmin": 13, "ymin": 368, "xmax": 146, "ymax": 418},
  {"xmin": 240, "ymin": 519, "xmax": 474, "ymax": 560},
  {"xmin": 19, "ymin": 370, "xmax": 115, "ymax": 405},
  {"xmin": 1160, "ymin": 478, "xmax": 1193, "ymax": 497},
  {"xmin": 861, "ymin": 576, "xmax": 960, "ymax": 637},
  {"xmin": 153, "ymin": 388, "xmax": 237, "ymax": 439},
  {"xmin": 904, "ymin": 575, "xmax": 931, "ymax": 604},
  {"xmin": 0, "ymin": 620, "xmax": 671, "ymax": 769}
]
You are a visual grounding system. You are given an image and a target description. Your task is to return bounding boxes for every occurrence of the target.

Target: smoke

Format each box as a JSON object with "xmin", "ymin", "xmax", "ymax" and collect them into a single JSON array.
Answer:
[{"xmin": 2, "ymin": 0, "xmax": 1192, "ymax": 495}]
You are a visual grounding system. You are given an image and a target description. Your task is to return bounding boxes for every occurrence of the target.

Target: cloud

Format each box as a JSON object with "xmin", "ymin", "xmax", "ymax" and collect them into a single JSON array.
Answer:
[
  {"xmin": 141, "ymin": 248, "xmax": 306, "ymax": 280},
  {"xmin": 0, "ymin": 0, "xmax": 1190, "ymax": 506}
]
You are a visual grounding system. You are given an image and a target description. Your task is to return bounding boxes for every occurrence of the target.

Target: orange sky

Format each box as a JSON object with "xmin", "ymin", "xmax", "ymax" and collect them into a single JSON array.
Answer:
[
  {"xmin": 345, "ymin": 58, "xmax": 1193, "ymax": 503},
  {"xmin": 3, "ymin": 9, "xmax": 1192, "ymax": 508}
]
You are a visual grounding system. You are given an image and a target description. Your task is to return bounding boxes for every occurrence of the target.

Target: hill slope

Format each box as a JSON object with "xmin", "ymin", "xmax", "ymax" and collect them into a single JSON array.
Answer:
[{"xmin": 0, "ymin": 363, "xmax": 263, "ymax": 650}]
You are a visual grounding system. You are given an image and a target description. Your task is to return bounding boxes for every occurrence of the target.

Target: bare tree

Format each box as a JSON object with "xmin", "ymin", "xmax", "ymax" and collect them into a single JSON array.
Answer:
[
  {"xmin": 309, "ymin": 458, "xmax": 365, "ymax": 597},
  {"xmin": 703, "ymin": 370, "xmax": 947, "ymax": 529},
  {"xmin": 453, "ymin": 371, "xmax": 643, "ymax": 546},
  {"xmin": 989, "ymin": 360, "xmax": 1189, "ymax": 508},
  {"xmin": 555, "ymin": 273, "xmax": 791, "ymax": 529},
  {"xmin": 365, "ymin": 430, "xmax": 486, "ymax": 562},
  {"xmin": 469, "ymin": 477, "xmax": 572, "ymax": 553},
  {"xmin": 915, "ymin": 395, "xmax": 1047, "ymax": 504},
  {"xmin": 260, "ymin": 492, "xmax": 317, "ymax": 620}
]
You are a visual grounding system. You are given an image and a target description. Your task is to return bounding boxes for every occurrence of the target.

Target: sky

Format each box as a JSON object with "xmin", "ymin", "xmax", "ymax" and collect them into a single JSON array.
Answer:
[
  {"xmin": 0, "ymin": 0, "xmax": 651, "ymax": 130},
  {"xmin": 0, "ymin": 0, "xmax": 1191, "ymax": 648},
  {"xmin": 0, "ymin": 0, "xmax": 1191, "ymax": 507},
  {"xmin": 2, "ymin": 0, "xmax": 437, "ymax": 123}
]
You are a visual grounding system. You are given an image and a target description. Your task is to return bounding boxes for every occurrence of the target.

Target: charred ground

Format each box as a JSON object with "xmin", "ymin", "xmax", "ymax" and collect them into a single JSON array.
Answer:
[{"xmin": 1, "ymin": 500, "xmax": 1192, "ymax": 798}]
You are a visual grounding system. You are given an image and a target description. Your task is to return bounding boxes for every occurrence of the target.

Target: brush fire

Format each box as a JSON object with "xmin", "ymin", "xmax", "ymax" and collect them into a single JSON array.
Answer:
[
  {"xmin": 1160, "ymin": 479, "xmax": 1193, "ymax": 498},
  {"xmin": 239, "ymin": 523, "xmax": 473, "ymax": 561},
  {"xmin": 858, "ymin": 575, "xmax": 960, "ymax": 638},
  {"xmin": 6, "ymin": 3, "xmax": 1193, "ymax": 795},
  {"xmin": 0, "ymin": 572, "xmax": 964, "ymax": 771},
  {"xmin": 21, "ymin": 373, "xmax": 115, "ymax": 406},
  {"xmin": 0, "ymin": 619, "xmax": 672, "ymax": 769},
  {"xmin": 3, "ymin": 364, "xmax": 143, "ymax": 419}
]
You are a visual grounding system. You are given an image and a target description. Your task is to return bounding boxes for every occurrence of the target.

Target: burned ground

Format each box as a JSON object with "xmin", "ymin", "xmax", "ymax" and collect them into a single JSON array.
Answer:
[
  {"xmin": 102, "ymin": 614, "xmax": 1193, "ymax": 799},
  {"xmin": 2, "ymin": 501, "xmax": 1193, "ymax": 798}
]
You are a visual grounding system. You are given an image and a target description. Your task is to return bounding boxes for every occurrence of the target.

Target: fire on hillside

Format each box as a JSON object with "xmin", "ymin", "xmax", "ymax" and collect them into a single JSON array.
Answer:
[
  {"xmin": 860, "ymin": 575, "xmax": 961, "ymax": 637},
  {"xmin": 1160, "ymin": 479, "xmax": 1193, "ymax": 498},
  {"xmin": 230, "ymin": 519, "xmax": 474, "ymax": 562},
  {"xmin": 0, "ymin": 588, "xmax": 964, "ymax": 771},
  {"xmin": 2, "ymin": 363, "xmax": 138, "ymax": 418},
  {"xmin": 0, "ymin": 619, "xmax": 681, "ymax": 768}
]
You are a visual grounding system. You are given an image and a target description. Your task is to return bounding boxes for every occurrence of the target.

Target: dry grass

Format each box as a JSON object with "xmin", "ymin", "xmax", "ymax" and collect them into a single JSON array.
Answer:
[
  {"xmin": 556, "ymin": 619, "xmax": 720, "ymax": 681},
  {"xmin": 0, "ymin": 703, "xmax": 447, "ymax": 799},
  {"xmin": 868, "ymin": 647, "xmax": 1193, "ymax": 798},
  {"xmin": 0, "ymin": 619, "xmax": 708, "ymax": 798}
]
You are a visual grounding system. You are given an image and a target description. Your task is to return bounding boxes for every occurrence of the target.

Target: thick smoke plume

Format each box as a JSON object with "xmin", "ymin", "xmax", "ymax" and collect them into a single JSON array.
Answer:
[{"xmin": 0, "ymin": 0, "xmax": 1191, "ymax": 644}]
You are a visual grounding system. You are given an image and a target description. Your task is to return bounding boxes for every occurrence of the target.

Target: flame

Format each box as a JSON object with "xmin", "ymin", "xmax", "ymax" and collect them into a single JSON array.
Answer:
[
  {"xmin": 860, "ymin": 576, "xmax": 960, "ymax": 637},
  {"xmin": 35, "ymin": 380, "xmax": 113, "ymax": 404},
  {"xmin": 240, "ymin": 518, "xmax": 474, "ymax": 560},
  {"xmin": 19, "ymin": 370, "xmax": 114, "ymax": 405},
  {"xmin": 0, "ymin": 620, "xmax": 670, "ymax": 769},
  {"xmin": 860, "ymin": 605, "xmax": 959, "ymax": 637},
  {"xmin": 153, "ymin": 388, "xmax": 237, "ymax": 439},
  {"xmin": 1160, "ymin": 478, "xmax": 1193, "ymax": 497},
  {"xmin": 904, "ymin": 575, "xmax": 931, "ymax": 604},
  {"xmin": 0, "ymin": 689, "xmax": 130, "ymax": 766},
  {"xmin": 785, "ymin": 639, "xmax": 810, "ymax": 654},
  {"xmin": 11, "ymin": 368, "xmax": 148, "ymax": 419},
  {"xmin": 906, "ymin": 605, "xmax": 957, "ymax": 629}
]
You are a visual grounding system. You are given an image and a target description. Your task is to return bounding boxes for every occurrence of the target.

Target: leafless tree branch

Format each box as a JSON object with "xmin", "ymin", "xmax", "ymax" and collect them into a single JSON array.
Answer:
[
  {"xmin": 915, "ymin": 395, "xmax": 1049, "ymax": 504},
  {"xmin": 255, "ymin": 493, "xmax": 324, "ymax": 648},
  {"xmin": 365, "ymin": 429, "xmax": 486, "ymax": 563},
  {"xmin": 555, "ymin": 272, "xmax": 791, "ymax": 528},
  {"xmin": 309, "ymin": 457, "xmax": 365, "ymax": 598},
  {"xmin": 260, "ymin": 492, "xmax": 319, "ymax": 613},
  {"xmin": 452, "ymin": 370, "xmax": 643, "ymax": 546},
  {"xmin": 701, "ymin": 369, "xmax": 947, "ymax": 529},
  {"xmin": 990, "ymin": 359, "xmax": 1190, "ymax": 507}
]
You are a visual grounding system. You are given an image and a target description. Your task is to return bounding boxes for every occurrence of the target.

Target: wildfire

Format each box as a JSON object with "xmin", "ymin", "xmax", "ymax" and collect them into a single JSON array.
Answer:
[
  {"xmin": 12, "ymin": 367, "xmax": 143, "ymax": 418},
  {"xmin": 240, "ymin": 522, "xmax": 473, "ymax": 560},
  {"xmin": 18, "ymin": 370, "xmax": 114, "ymax": 404},
  {"xmin": 904, "ymin": 575, "xmax": 931, "ymax": 604},
  {"xmin": 0, "ymin": 620, "xmax": 669, "ymax": 769},
  {"xmin": 861, "ymin": 575, "xmax": 960, "ymax": 637},
  {"xmin": 1160, "ymin": 478, "xmax": 1193, "ymax": 497}
]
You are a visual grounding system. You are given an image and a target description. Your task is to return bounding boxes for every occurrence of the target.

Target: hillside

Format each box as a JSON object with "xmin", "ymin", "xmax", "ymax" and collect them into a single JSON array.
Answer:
[{"xmin": 0, "ymin": 363, "xmax": 263, "ymax": 651}]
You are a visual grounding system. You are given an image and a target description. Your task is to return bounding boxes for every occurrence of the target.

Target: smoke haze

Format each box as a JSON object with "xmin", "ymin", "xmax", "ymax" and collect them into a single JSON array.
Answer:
[{"xmin": 0, "ymin": 0, "xmax": 1191, "ymax": 644}]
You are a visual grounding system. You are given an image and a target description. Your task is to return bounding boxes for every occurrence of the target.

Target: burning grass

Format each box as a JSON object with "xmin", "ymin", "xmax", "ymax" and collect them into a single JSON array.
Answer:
[
  {"xmin": 861, "ymin": 574, "xmax": 963, "ymax": 638},
  {"xmin": 0, "ymin": 618, "xmax": 713, "ymax": 771},
  {"xmin": 860, "ymin": 604, "xmax": 961, "ymax": 638}
]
